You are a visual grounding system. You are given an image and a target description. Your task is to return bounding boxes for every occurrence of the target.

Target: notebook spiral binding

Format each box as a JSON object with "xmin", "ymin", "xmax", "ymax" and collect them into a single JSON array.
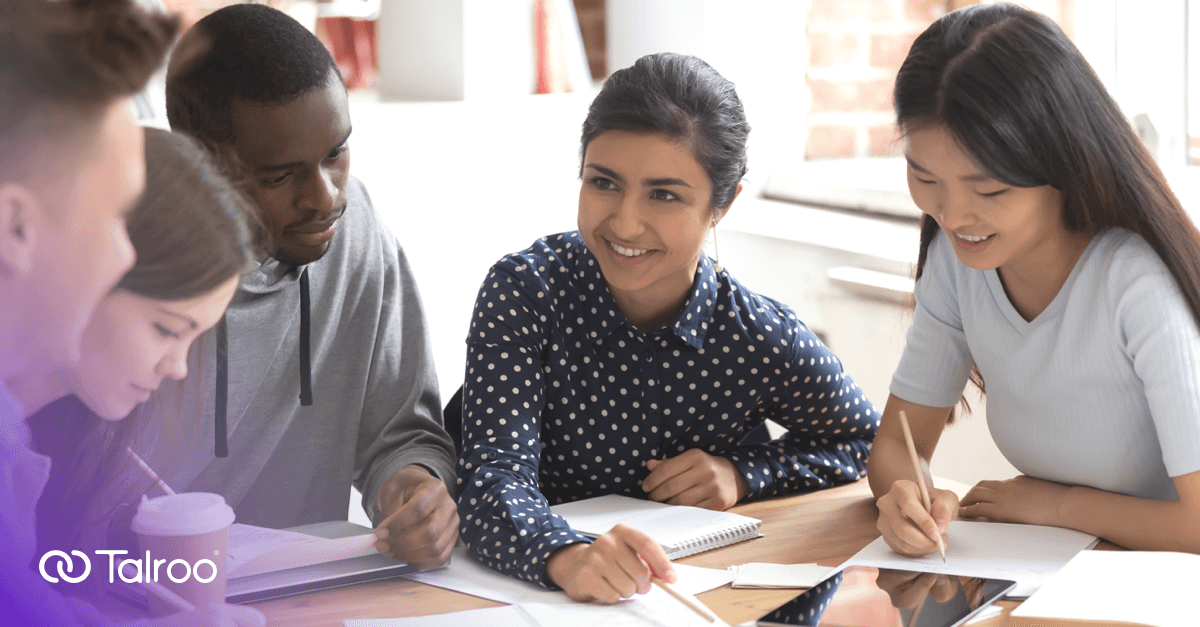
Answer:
[{"xmin": 665, "ymin": 521, "xmax": 763, "ymax": 560}]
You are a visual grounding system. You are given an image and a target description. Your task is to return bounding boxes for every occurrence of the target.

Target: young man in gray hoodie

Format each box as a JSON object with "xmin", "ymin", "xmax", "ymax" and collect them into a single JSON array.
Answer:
[{"xmin": 146, "ymin": 4, "xmax": 457, "ymax": 569}]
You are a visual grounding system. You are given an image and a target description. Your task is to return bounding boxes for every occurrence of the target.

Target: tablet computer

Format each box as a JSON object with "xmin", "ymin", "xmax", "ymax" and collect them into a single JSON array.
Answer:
[{"xmin": 749, "ymin": 566, "xmax": 1016, "ymax": 627}]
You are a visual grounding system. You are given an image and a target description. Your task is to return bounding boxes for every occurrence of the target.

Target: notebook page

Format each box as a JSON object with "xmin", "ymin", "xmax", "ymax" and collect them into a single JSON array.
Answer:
[
  {"xmin": 226, "ymin": 524, "xmax": 321, "ymax": 575},
  {"xmin": 842, "ymin": 520, "xmax": 1099, "ymax": 597},
  {"xmin": 226, "ymin": 523, "xmax": 380, "ymax": 578},
  {"xmin": 1011, "ymin": 551, "xmax": 1199, "ymax": 627},
  {"xmin": 549, "ymin": 494, "xmax": 677, "ymax": 535},
  {"xmin": 550, "ymin": 494, "xmax": 759, "ymax": 550}
]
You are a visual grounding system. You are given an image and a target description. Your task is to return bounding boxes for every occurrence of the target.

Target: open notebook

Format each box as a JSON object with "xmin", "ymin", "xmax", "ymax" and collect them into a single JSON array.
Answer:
[
  {"xmin": 549, "ymin": 494, "xmax": 762, "ymax": 559},
  {"xmin": 110, "ymin": 521, "xmax": 414, "ymax": 606}
]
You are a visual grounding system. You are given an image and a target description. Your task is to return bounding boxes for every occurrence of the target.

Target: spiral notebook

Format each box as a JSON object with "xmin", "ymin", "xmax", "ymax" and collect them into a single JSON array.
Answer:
[{"xmin": 550, "ymin": 494, "xmax": 762, "ymax": 559}]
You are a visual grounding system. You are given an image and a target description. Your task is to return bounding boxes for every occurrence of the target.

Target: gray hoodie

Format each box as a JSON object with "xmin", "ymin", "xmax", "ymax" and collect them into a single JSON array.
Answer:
[{"xmin": 128, "ymin": 175, "xmax": 454, "ymax": 528}]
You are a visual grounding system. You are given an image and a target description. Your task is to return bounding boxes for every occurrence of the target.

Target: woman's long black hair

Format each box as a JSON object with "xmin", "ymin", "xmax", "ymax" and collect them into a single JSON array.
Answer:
[{"xmin": 896, "ymin": 3, "xmax": 1200, "ymax": 403}]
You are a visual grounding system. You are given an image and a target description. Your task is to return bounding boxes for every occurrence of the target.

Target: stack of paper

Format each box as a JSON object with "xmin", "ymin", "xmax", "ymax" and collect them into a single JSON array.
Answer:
[
  {"xmin": 727, "ymin": 562, "xmax": 835, "ymax": 589},
  {"xmin": 1010, "ymin": 551, "xmax": 1199, "ymax": 627},
  {"xmin": 227, "ymin": 524, "xmax": 379, "ymax": 578},
  {"xmin": 841, "ymin": 520, "xmax": 1099, "ymax": 598}
]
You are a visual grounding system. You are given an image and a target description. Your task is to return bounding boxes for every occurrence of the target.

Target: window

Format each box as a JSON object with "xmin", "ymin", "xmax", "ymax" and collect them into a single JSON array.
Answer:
[{"xmin": 769, "ymin": 0, "xmax": 1197, "ymax": 220}]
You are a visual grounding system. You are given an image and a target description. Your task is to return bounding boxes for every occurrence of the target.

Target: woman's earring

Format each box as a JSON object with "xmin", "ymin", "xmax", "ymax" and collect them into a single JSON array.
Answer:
[{"xmin": 711, "ymin": 219, "xmax": 723, "ymax": 273}]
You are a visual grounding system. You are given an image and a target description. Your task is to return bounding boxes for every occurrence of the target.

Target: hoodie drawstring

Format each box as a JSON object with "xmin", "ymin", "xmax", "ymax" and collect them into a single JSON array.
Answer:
[
  {"xmin": 214, "ymin": 268, "xmax": 313, "ymax": 459},
  {"xmin": 299, "ymin": 267, "xmax": 313, "ymax": 406},
  {"xmin": 215, "ymin": 315, "xmax": 229, "ymax": 458}
]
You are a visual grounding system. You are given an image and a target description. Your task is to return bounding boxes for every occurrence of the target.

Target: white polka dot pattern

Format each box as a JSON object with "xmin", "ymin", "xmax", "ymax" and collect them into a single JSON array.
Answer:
[{"xmin": 456, "ymin": 232, "xmax": 879, "ymax": 587}]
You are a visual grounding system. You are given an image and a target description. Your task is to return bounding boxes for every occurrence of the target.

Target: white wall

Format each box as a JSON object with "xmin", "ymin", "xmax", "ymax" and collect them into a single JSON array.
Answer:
[
  {"xmin": 377, "ymin": 0, "xmax": 466, "ymax": 100},
  {"xmin": 377, "ymin": 0, "xmax": 541, "ymax": 101},
  {"xmin": 606, "ymin": 0, "xmax": 811, "ymax": 179}
]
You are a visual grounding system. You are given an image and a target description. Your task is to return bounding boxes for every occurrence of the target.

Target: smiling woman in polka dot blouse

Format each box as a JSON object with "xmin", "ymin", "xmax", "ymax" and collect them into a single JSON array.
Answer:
[{"xmin": 457, "ymin": 53, "xmax": 879, "ymax": 604}]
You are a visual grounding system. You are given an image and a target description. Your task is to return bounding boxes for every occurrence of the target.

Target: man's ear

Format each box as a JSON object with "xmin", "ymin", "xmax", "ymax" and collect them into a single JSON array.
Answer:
[{"xmin": 0, "ymin": 182, "xmax": 41, "ymax": 279}]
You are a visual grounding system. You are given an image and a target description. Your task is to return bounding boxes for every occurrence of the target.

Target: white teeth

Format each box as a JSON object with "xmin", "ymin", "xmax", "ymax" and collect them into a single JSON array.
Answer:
[
  {"xmin": 609, "ymin": 240, "xmax": 648, "ymax": 257},
  {"xmin": 957, "ymin": 233, "xmax": 992, "ymax": 243}
]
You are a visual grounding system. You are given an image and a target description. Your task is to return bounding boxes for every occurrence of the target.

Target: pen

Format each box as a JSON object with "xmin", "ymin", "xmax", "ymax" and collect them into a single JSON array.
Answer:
[
  {"xmin": 125, "ymin": 447, "xmax": 176, "ymax": 496},
  {"xmin": 653, "ymin": 577, "xmax": 716, "ymax": 623},
  {"xmin": 898, "ymin": 410, "xmax": 947, "ymax": 563}
]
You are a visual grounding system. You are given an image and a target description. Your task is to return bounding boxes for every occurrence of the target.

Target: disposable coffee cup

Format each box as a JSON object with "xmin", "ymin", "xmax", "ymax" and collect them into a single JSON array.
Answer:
[{"xmin": 131, "ymin": 492, "xmax": 236, "ymax": 616}]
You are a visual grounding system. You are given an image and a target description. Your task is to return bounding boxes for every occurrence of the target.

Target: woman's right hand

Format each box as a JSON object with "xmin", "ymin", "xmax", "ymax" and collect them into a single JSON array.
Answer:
[
  {"xmin": 875, "ymin": 479, "xmax": 959, "ymax": 557},
  {"xmin": 544, "ymin": 524, "xmax": 676, "ymax": 604},
  {"xmin": 150, "ymin": 603, "xmax": 266, "ymax": 627}
]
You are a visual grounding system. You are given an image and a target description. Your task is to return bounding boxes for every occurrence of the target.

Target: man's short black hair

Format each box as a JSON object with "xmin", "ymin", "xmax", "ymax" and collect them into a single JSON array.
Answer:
[{"xmin": 166, "ymin": 3, "xmax": 340, "ymax": 145}]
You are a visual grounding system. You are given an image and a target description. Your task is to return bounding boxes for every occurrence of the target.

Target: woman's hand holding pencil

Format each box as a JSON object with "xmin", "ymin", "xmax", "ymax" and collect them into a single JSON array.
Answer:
[
  {"xmin": 544, "ymin": 524, "xmax": 677, "ymax": 605},
  {"xmin": 874, "ymin": 411, "xmax": 959, "ymax": 559}
]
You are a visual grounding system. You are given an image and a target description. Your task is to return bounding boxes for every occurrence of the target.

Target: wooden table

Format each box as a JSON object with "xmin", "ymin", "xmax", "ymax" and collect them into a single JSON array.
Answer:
[{"xmin": 251, "ymin": 480, "xmax": 1022, "ymax": 626}]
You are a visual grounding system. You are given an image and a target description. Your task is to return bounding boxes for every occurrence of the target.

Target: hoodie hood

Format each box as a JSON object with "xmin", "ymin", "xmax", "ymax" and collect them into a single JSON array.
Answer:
[
  {"xmin": 215, "ymin": 253, "xmax": 317, "ymax": 457},
  {"xmin": 239, "ymin": 256, "xmax": 305, "ymax": 295}
]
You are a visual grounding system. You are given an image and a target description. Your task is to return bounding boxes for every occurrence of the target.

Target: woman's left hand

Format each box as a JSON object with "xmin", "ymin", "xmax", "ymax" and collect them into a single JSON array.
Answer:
[
  {"xmin": 642, "ymin": 449, "xmax": 749, "ymax": 510},
  {"xmin": 958, "ymin": 475, "xmax": 1070, "ymax": 526}
]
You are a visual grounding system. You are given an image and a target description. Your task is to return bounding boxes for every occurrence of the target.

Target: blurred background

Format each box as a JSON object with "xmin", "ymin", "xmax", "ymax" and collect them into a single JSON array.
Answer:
[{"xmin": 147, "ymin": 0, "xmax": 1199, "ymax": 520}]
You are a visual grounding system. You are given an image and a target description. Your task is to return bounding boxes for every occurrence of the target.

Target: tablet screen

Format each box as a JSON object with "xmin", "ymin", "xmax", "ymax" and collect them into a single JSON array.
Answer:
[{"xmin": 753, "ymin": 566, "xmax": 1016, "ymax": 627}]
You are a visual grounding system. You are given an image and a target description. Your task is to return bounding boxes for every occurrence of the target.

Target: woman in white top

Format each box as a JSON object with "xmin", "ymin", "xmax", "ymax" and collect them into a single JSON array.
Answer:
[{"xmin": 871, "ymin": 3, "xmax": 1200, "ymax": 556}]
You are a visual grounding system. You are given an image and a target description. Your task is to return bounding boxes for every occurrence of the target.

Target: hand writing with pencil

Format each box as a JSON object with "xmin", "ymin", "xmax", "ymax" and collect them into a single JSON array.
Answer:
[
  {"xmin": 959, "ymin": 475, "xmax": 1070, "ymax": 526},
  {"xmin": 876, "ymin": 479, "xmax": 959, "ymax": 557},
  {"xmin": 642, "ymin": 449, "xmax": 749, "ymax": 510},
  {"xmin": 374, "ymin": 465, "xmax": 458, "ymax": 570},
  {"xmin": 868, "ymin": 398, "xmax": 958, "ymax": 559},
  {"xmin": 544, "ymin": 524, "xmax": 677, "ymax": 604}
]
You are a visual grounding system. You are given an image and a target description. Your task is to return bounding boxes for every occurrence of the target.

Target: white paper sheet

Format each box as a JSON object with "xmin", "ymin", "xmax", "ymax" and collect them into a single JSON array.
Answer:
[
  {"xmin": 402, "ymin": 546, "xmax": 735, "ymax": 606},
  {"xmin": 344, "ymin": 605, "xmax": 536, "ymax": 627},
  {"xmin": 1011, "ymin": 550, "xmax": 1200, "ymax": 627},
  {"xmin": 345, "ymin": 585, "xmax": 729, "ymax": 627},
  {"xmin": 728, "ymin": 562, "xmax": 836, "ymax": 589},
  {"xmin": 226, "ymin": 523, "xmax": 380, "ymax": 578},
  {"xmin": 520, "ymin": 585, "xmax": 730, "ymax": 627},
  {"xmin": 841, "ymin": 520, "xmax": 1099, "ymax": 598}
]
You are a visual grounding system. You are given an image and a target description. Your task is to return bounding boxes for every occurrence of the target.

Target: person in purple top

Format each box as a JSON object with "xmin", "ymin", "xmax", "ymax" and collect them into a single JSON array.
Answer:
[{"xmin": 0, "ymin": 1, "xmax": 259, "ymax": 625}]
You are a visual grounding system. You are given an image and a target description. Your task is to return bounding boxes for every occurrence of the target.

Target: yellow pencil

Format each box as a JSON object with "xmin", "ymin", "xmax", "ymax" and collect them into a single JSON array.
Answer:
[{"xmin": 898, "ymin": 410, "xmax": 947, "ymax": 562}]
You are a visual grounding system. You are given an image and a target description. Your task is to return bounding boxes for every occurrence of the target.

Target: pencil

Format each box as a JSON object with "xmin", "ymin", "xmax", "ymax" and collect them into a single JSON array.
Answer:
[
  {"xmin": 897, "ymin": 410, "xmax": 947, "ymax": 563},
  {"xmin": 142, "ymin": 579, "xmax": 196, "ymax": 612},
  {"xmin": 653, "ymin": 577, "xmax": 716, "ymax": 623},
  {"xmin": 125, "ymin": 447, "xmax": 176, "ymax": 496}
]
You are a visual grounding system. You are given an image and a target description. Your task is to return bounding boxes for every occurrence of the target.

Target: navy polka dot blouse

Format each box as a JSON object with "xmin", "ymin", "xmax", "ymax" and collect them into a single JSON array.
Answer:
[{"xmin": 457, "ymin": 232, "xmax": 879, "ymax": 586}]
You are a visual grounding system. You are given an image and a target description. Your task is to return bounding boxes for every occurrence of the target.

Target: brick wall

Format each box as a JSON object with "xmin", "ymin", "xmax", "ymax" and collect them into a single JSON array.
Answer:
[
  {"xmin": 805, "ymin": 0, "xmax": 1072, "ymax": 160},
  {"xmin": 805, "ymin": 0, "xmax": 946, "ymax": 159}
]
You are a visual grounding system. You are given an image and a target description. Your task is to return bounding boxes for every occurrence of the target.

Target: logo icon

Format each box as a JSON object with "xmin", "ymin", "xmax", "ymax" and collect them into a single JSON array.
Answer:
[{"xmin": 39, "ymin": 550, "xmax": 92, "ymax": 584}]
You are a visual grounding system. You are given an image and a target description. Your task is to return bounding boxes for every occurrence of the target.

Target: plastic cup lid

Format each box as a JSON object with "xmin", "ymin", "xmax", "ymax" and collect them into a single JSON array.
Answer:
[{"xmin": 131, "ymin": 492, "xmax": 236, "ymax": 537}]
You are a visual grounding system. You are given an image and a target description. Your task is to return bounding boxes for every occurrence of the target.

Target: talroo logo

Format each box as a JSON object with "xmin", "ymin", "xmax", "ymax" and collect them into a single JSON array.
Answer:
[
  {"xmin": 39, "ymin": 550, "xmax": 218, "ymax": 585},
  {"xmin": 39, "ymin": 550, "xmax": 92, "ymax": 584}
]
